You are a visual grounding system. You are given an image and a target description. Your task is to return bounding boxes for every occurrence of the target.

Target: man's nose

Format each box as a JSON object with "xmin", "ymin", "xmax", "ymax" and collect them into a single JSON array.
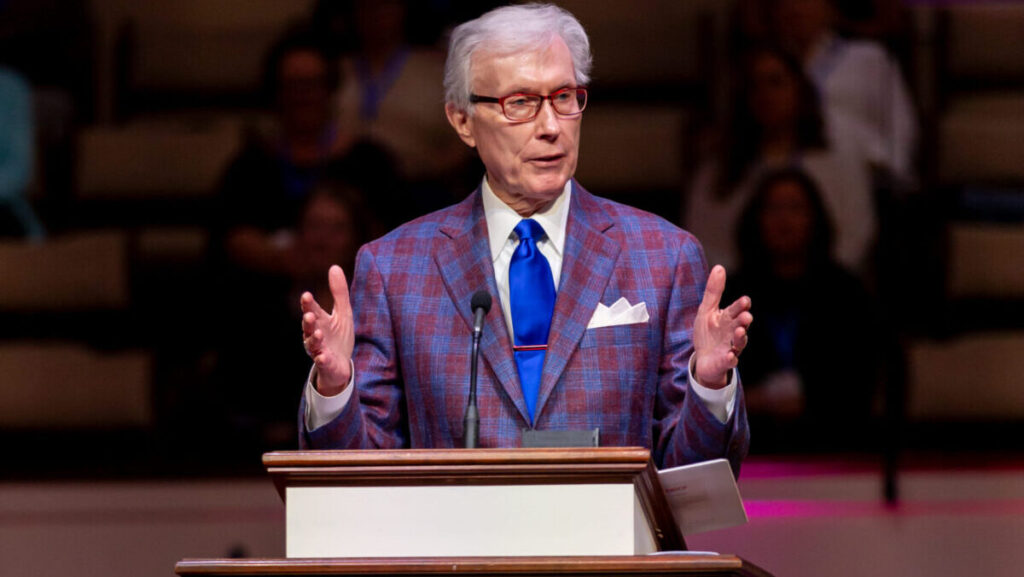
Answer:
[{"xmin": 534, "ymin": 98, "xmax": 561, "ymax": 138}]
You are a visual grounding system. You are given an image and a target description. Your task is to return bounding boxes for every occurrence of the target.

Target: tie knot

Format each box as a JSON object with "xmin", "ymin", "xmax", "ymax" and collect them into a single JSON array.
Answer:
[{"xmin": 514, "ymin": 218, "xmax": 545, "ymax": 242}]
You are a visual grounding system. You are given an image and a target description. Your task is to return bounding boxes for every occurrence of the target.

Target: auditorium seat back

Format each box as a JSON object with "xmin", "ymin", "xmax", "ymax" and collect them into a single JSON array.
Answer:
[
  {"xmin": 76, "ymin": 121, "xmax": 240, "ymax": 199},
  {"xmin": 946, "ymin": 223, "xmax": 1024, "ymax": 300},
  {"xmin": 907, "ymin": 332, "xmax": 1024, "ymax": 420},
  {"xmin": 0, "ymin": 342, "xmax": 152, "ymax": 428},
  {"xmin": 0, "ymin": 231, "xmax": 130, "ymax": 311}
]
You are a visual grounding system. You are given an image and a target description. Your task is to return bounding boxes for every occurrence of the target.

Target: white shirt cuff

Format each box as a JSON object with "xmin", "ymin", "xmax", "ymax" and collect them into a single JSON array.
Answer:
[
  {"xmin": 304, "ymin": 361, "xmax": 355, "ymax": 431},
  {"xmin": 688, "ymin": 353, "xmax": 737, "ymax": 424}
]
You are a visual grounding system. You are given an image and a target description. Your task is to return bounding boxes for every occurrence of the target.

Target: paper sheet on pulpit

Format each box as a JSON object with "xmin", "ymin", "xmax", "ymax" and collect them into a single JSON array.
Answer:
[{"xmin": 658, "ymin": 458, "xmax": 748, "ymax": 535}]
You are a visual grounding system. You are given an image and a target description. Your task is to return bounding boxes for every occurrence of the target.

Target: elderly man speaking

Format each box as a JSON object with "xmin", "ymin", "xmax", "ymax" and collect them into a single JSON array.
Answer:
[{"xmin": 299, "ymin": 3, "xmax": 752, "ymax": 472}]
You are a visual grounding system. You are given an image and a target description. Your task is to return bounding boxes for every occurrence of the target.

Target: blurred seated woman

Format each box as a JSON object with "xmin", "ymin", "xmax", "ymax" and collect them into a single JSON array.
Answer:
[
  {"xmin": 725, "ymin": 168, "xmax": 882, "ymax": 452},
  {"xmin": 684, "ymin": 45, "xmax": 875, "ymax": 275},
  {"xmin": 216, "ymin": 27, "xmax": 395, "ymax": 281},
  {"xmin": 216, "ymin": 179, "xmax": 373, "ymax": 450}
]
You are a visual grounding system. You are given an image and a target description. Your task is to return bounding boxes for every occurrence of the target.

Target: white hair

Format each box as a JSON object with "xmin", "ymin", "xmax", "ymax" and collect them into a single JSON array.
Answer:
[{"xmin": 444, "ymin": 3, "xmax": 592, "ymax": 112}]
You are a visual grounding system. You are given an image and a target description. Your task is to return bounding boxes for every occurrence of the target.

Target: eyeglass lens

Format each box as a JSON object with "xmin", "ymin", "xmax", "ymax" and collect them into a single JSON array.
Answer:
[{"xmin": 504, "ymin": 89, "xmax": 586, "ymax": 120}]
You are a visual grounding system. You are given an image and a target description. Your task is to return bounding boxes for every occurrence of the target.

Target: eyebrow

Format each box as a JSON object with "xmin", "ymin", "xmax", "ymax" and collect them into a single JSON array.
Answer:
[{"xmin": 501, "ymin": 83, "xmax": 576, "ymax": 95}]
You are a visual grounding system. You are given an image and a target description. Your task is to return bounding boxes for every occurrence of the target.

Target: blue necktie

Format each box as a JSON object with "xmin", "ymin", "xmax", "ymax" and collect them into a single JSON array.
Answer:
[{"xmin": 509, "ymin": 219, "xmax": 556, "ymax": 423}]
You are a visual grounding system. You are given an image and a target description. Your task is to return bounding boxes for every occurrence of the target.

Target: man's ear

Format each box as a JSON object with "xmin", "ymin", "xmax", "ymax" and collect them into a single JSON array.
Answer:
[{"xmin": 445, "ymin": 102, "xmax": 477, "ymax": 148}]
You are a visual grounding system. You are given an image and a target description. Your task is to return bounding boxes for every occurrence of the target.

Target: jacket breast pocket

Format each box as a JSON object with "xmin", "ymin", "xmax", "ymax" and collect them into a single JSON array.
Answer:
[{"xmin": 579, "ymin": 322, "xmax": 651, "ymax": 349}]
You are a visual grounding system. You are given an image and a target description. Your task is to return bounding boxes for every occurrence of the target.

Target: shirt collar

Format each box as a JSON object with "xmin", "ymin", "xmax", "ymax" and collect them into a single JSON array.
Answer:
[{"xmin": 481, "ymin": 177, "xmax": 571, "ymax": 262}]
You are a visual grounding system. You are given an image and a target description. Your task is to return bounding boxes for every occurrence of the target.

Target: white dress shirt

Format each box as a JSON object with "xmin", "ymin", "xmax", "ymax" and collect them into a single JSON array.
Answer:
[
  {"xmin": 306, "ymin": 177, "xmax": 737, "ymax": 430},
  {"xmin": 806, "ymin": 32, "xmax": 918, "ymax": 184}
]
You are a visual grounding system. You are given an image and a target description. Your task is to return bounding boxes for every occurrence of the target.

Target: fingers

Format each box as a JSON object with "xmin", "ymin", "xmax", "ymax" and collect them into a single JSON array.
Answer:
[
  {"xmin": 301, "ymin": 310, "xmax": 318, "ymax": 338},
  {"xmin": 304, "ymin": 328, "xmax": 325, "ymax": 358},
  {"xmin": 699, "ymin": 265, "xmax": 727, "ymax": 312},
  {"xmin": 300, "ymin": 290, "xmax": 328, "ymax": 320},
  {"xmin": 723, "ymin": 293, "xmax": 751, "ymax": 318},
  {"xmin": 328, "ymin": 265, "xmax": 351, "ymax": 316},
  {"xmin": 730, "ymin": 326, "xmax": 749, "ymax": 355}
]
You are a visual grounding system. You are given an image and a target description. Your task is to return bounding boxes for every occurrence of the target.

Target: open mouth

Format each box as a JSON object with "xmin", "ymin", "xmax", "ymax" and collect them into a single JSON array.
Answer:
[{"xmin": 531, "ymin": 153, "xmax": 564, "ymax": 163}]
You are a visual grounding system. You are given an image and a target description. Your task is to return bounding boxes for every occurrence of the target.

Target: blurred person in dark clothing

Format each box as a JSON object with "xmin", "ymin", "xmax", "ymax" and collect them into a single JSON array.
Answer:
[
  {"xmin": 218, "ymin": 179, "xmax": 374, "ymax": 449},
  {"xmin": 289, "ymin": 182, "xmax": 369, "ymax": 305},
  {"xmin": 217, "ymin": 28, "xmax": 395, "ymax": 278},
  {"xmin": 725, "ymin": 168, "xmax": 881, "ymax": 451},
  {"xmin": 213, "ymin": 28, "xmax": 392, "ymax": 449}
]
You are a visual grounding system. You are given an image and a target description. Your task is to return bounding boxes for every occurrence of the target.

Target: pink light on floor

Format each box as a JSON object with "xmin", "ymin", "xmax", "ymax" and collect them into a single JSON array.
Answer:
[
  {"xmin": 745, "ymin": 499, "xmax": 1024, "ymax": 519},
  {"xmin": 741, "ymin": 458, "xmax": 881, "ymax": 479}
]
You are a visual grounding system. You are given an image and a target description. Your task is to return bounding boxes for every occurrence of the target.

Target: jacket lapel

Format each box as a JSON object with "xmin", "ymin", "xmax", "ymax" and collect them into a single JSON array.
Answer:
[
  {"xmin": 534, "ymin": 182, "xmax": 620, "ymax": 420},
  {"xmin": 435, "ymin": 191, "xmax": 530, "ymax": 424}
]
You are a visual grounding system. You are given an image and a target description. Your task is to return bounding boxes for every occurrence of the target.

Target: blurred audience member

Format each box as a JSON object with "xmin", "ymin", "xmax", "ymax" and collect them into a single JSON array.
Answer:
[
  {"xmin": 684, "ymin": 46, "xmax": 874, "ymax": 273},
  {"xmin": 217, "ymin": 179, "xmax": 373, "ymax": 449},
  {"xmin": 731, "ymin": 0, "xmax": 773, "ymax": 54},
  {"xmin": 772, "ymin": 0, "xmax": 917, "ymax": 186},
  {"xmin": 331, "ymin": 0, "xmax": 476, "ymax": 210},
  {"xmin": 289, "ymin": 181, "xmax": 367, "ymax": 306},
  {"xmin": 311, "ymin": 0, "xmax": 466, "ymax": 57},
  {"xmin": 217, "ymin": 28, "xmax": 394, "ymax": 278},
  {"xmin": 212, "ymin": 29, "xmax": 392, "ymax": 448},
  {"xmin": 0, "ymin": 0, "xmax": 89, "ymax": 215},
  {"xmin": 727, "ymin": 168, "xmax": 881, "ymax": 451},
  {"xmin": 833, "ymin": 0, "xmax": 908, "ymax": 50},
  {"xmin": 0, "ymin": 65, "xmax": 44, "ymax": 239}
]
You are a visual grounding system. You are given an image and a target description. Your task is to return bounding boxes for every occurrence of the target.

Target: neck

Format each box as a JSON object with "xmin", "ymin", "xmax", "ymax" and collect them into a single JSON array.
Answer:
[
  {"xmin": 284, "ymin": 125, "xmax": 329, "ymax": 164},
  {"xmin": 488, "ymin": 178, "xmax": 562, "ymax": 217},
  {"xmin": 508, "ymin": 197, "xmax": 556, "ymax": 218},
  {"xmin": 771, "ymin": 254, "xmax": 808, "ymax": 280}
]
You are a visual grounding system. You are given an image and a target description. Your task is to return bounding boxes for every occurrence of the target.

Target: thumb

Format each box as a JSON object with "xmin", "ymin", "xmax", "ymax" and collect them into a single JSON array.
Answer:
[
  {"xmin": 699, "ymin": 265, "xmax": 727, "ymax": 313},
  {"xmin": 328, "ymin": 265, "xmax": 351, "ymax": 316}
]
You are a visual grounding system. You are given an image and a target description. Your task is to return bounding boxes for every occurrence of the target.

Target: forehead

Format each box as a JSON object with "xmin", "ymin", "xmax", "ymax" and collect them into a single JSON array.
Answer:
[
  {"xmin": 281, "ymin": 50, "xmax": 327, "ymax": 72},
  {"xmin": 470, "ymin": 37, "xmax": 576, "ymax": 94},
  {"xmin": 765, "ymin": 180, "xmax": 811, "ymax": 202}
]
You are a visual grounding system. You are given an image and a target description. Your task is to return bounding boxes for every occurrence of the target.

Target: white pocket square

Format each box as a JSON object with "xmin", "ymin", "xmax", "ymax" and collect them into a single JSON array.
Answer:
[{"xmin": 587, "ymin": 297, "xmax": 649, "ymax": 329}]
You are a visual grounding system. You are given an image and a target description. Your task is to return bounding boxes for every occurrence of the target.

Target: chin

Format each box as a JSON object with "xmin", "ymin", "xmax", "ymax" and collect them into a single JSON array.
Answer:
[
  {"xmin": 523, "ymin": 187, "xmax": 565, "ymax": 206},
  {"xmin": 527, "ymin": 175, "xmax": 570, "ymax": 197}
]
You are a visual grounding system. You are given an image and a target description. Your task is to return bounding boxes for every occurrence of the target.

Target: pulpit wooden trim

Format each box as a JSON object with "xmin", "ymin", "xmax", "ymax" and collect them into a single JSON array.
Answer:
[
  {"xmin": 176, "ymin": 555, "xmax": 774, "ymax": 577},
  {"xmin": 262, "ymin": 448, "xmax": 652, "ymax": 490}
]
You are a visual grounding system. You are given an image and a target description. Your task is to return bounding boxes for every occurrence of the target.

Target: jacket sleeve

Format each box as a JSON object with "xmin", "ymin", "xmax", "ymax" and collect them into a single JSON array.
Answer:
[
  {"xmin": 651, "ymin": 233, "xmax": 749, "ymax": 475},
  {"xmin": 299, "ymin": 245, "xmax": 410, "ymax": 449}
]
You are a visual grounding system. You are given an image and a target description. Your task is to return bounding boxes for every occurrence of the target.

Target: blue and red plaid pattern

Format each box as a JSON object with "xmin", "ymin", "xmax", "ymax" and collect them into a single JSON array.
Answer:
[{"xmin": 299, "ymin": 181, "xmax": 749, "ymax": 474}]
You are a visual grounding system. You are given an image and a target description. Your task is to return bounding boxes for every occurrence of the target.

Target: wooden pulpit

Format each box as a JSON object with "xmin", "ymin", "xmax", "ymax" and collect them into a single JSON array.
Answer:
[{"xmin": 175, "ymin": 448, "xmax": 772, "ymax": 577}]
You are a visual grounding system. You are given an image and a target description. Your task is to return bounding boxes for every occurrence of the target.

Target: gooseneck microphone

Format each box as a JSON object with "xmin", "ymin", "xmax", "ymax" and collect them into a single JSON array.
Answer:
[{"xmin": 464, "ymin": 290, "xmax": 492, "ymax": 448}]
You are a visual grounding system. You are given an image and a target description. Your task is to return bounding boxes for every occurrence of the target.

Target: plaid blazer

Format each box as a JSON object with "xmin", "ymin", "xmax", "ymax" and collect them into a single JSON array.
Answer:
[{"xmin": 300, "ymin": 181, "xmax": 749, "ymax": 472}]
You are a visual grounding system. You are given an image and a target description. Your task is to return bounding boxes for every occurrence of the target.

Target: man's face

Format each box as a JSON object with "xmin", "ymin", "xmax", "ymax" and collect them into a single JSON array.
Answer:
[{"xmin": 447, "ymin": 37, "xmax": 582, "ymax": 215}]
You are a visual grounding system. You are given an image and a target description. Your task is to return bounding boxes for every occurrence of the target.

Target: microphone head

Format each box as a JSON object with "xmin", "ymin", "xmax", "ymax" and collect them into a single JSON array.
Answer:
[{"xmin": 471, "ymin": 290, "xmax": 492, "ymax": 313}]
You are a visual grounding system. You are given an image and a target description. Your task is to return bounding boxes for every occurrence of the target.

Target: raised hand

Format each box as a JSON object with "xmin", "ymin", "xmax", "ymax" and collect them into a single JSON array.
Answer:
[
  {"xmin": 693, "ymin": 265, "xmax": 753, "ymax": 389},
  {"xmin": 300, "ymin": 265, "xmax": 355, "ymax": 396}
]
